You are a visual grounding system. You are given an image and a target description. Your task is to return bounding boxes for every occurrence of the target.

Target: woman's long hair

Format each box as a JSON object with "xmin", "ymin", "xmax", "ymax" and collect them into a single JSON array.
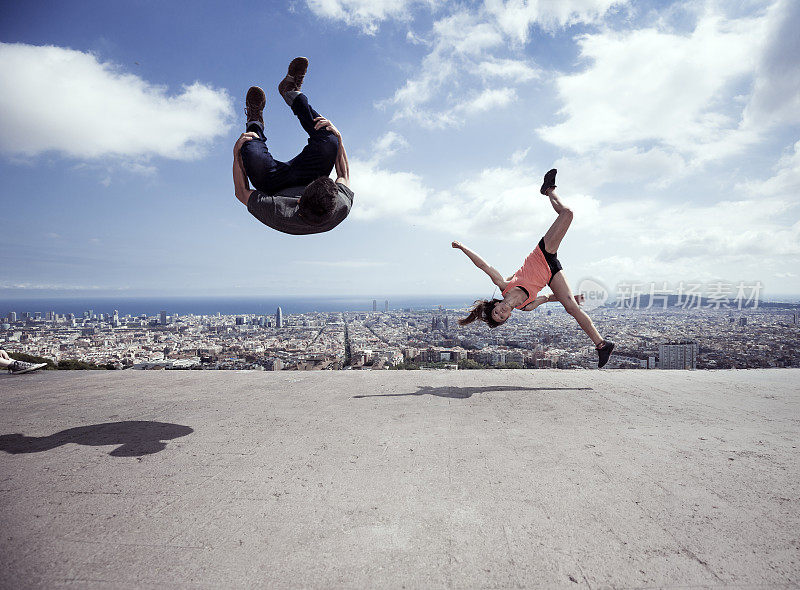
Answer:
[{"xmin": 458, "ymin": 298, "xmax": 504, "ymax": 329}]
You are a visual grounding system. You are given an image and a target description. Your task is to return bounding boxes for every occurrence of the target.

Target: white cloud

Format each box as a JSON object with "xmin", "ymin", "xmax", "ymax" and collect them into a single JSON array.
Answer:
[
  {"xmin": 477, "ymin": 58, "xmax": 541, "ymax": 81},
  {"xmin": 348, "ymin": 157, "xmax": 431, "ymax": 220},
  {"xmin": 555, "ymin": 146, "xmax": 690, "ymax": 191},
  {"xmin": 0, "ymin": 42, "xmax": 234, "ymax": 161},
  {"xmin": 344, "ymin": 132, "xmax": 423, "ymax": 220},
  {"xmin": 376, "ymin": 5, "xmax": 555, "ymax": 128},
  {"xmin": 0, "ymin": 281, "xmax": 114, "ymax": 291},
  {"xmin": 485, "ymin": 0, "xmax": 628, "ymax": 41},
  {"xmin": 510, "ymin": 147, "xmax": 530, "ymax": 164},
  {"xmin": 538, "ymin": 9, "xmax": 768, "ymax": 159},
  {"xmin": 454, "ymin": 88, "xmax": 517, "ymax": 115},
  {"xmin": 346, "ymin": 151, "xmax": 799, "ymax": 289},
  {"xmin": 397, "ymin": 163, "xmax": 602, "ymax": 239},
  {"xmin": 305, "ymin": 0, "xmax": 431, "ymax": 34},
  {"xmin": 372, "ymin": 131, "xmax": 409, "ymax": 160},
  {"xmin": 742, "ymin": 0, "xmax": 800, "ymax": 129},
  {"xmin": 378, "ymin": 9, "xmax": 506, "ymax": 127},
  {"xmin": 741, "ymin": 139, "xmax": 800, "ymax": 197},
  {"xmin": 567, "ymin": 135, "xmax": 800, "ymax": 286},
  {"xmin": 310, "ymin": 0, "xmax": 799, "ymax": 290},
  {"xmin": 308, "ymin": 0, "xmax": 628, "ymax": 38},
  {"xmin": 375, "ymin": 0, "xmax": 627, "ymax": 127},
  {"xmin": 576, "ymin": 191, "xmax": 800, "ymax": 289},
  {"xmin": 432, "ymin": 10, "xmax": 504, "ymax": 55}
]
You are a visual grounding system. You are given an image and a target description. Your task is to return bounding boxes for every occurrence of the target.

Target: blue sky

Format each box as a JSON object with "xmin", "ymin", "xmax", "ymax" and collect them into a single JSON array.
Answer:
[{"xmin": 1, "ymin": 0, "xmax": 798, "ymax": 301}]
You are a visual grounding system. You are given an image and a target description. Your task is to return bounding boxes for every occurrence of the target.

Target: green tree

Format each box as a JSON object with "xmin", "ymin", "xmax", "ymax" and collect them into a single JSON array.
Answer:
[
  {"xmin": 390, "ymin": 360, "xmax": 421, "ymax": 370},
  {"xmin": 457, "ymin": 359, "xmax": 484, "ymax": 370},
  {"xmin": 56, "ymin": 359, "xmax": 107, "ymax": 370},
  {"xmin": 496, "ymin": 362, "xmax": 523, "ymax": 369}
]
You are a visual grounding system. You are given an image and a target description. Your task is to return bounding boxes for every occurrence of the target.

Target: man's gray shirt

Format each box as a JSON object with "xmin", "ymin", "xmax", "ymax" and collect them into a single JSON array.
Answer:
[{"xmin": 247, "ymin": 183, "xmax": 354, "ymax": 235}]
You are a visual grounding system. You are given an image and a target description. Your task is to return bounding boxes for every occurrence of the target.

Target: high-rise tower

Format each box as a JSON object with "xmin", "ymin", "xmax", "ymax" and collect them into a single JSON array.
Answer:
[{"xmin": 658, "ymin": 341, "xmax": 698, "ymax": 369}]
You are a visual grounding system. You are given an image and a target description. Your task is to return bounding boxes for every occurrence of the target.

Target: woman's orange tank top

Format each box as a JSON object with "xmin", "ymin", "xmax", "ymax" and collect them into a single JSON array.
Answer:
[{"xmin": 501, "ymin": 245, "xmax": 551, "ymax": 309}]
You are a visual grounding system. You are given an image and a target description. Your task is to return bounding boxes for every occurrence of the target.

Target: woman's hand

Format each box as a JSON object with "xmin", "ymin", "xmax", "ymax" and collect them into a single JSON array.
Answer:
[
  {"xmin": 451, "ymin": 241, "xmax": 463, "ymax": 249},
  {"xmin": 234, "ymin": 132, "xmax": 259, "ymax": 158},
  {"xmin": 546, "ymin": 293, "xmax": 584, "ymax": 305}
]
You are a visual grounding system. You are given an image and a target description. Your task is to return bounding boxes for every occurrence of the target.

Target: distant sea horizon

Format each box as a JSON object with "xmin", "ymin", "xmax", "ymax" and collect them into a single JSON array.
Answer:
[
  {"xmin": 3, "ymin": 293, "xmax": 800, "ymax": 318},
  {"xmin": 0, "ymin": 295, "xmax": 481, "ymax": 317}
]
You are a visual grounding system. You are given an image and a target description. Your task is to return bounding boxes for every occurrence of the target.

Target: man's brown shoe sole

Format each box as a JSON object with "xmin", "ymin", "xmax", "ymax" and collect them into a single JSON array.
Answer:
[
  {"xmin": 245, "ymin": 86, "xmax": 266, "ymax": 124},
  {"xmin": 278, "ymin": 57, "xmax": 309, "ymax": 95}
]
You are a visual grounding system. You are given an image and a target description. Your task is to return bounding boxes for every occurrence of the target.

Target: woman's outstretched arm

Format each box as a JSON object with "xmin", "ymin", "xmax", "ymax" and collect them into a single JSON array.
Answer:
[{"xmin": 452, "ymin": 241, "xmax": 507, "ymax": 289}]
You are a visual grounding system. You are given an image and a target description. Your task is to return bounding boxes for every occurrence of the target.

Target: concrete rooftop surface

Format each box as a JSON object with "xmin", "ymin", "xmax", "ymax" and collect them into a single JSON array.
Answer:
[{"xmin": 0, "ymin": 369, "xmax": 798, "ymax": 590}]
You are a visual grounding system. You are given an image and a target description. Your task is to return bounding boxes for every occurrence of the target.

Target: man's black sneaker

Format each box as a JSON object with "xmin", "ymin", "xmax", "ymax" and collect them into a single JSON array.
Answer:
[
  {"xmin": 597, "ymin": 340, "xmax": 615, "ymax": 368},
  {"xmin": 278, "ymin": 57, "xmax": 309, "ymax": 96},
  {"xmin": 540, "ymin": 168, "xmax": 557, "ymax": 195},
  {"xmin": 245, "ymin": 86, "xmax": 266, "ymax": 126}
]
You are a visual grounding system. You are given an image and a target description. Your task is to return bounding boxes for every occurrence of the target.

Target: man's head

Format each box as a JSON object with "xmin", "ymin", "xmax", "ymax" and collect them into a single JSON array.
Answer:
[{"xmin": 298, "ymin": 177, "xmax": 338, "ymax": 223}]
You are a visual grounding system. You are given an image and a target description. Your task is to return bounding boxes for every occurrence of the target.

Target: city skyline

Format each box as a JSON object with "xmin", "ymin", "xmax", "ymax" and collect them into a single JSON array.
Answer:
[
  {"xmin": 1, "ymin": 0, "xmax": 799, "ymax": 298},
  {"xmin": 4, "ymin": 302, "xmax": 797, "ymax": 371}
]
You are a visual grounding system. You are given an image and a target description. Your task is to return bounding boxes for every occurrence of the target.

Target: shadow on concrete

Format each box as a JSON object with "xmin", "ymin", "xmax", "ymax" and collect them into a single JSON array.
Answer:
[
  {"xmin": 354, "ymin": 385, "xmax": 593, "ymax": 399},
  {"xmin": 0, "ymin": 421, "xmax": 193, "ymax": 457}
]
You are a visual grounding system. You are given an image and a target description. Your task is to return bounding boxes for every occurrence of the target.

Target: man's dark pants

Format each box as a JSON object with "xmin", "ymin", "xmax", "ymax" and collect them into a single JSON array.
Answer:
[{"xmin": 240, "ymin": 93, "xmax": 338, "ymax": 195}]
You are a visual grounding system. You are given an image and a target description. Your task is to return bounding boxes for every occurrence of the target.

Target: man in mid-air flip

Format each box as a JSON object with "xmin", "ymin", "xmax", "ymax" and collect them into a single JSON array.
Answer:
[{"xmin": 233, "ymin": 57, "xmax": 353, "ymax": 235}]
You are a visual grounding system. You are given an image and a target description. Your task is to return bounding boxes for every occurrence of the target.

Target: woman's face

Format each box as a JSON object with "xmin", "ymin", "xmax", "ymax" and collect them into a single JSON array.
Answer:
[{"xmin": 491, "ymin": 300, "xmax": 512, "ymax": 324}]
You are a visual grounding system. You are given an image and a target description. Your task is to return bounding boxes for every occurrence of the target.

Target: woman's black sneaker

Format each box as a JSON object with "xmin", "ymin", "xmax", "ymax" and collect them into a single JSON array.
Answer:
[
  {"xmin": 540, "ymin": 168, "xmax": 557, "ymax": 195},
  {"xmin": 597, "ymin": 340, "xmax": 615, "ymax": 368}
]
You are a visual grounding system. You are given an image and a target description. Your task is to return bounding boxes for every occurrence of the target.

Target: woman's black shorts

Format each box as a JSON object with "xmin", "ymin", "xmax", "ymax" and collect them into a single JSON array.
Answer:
[{"xmin": 538, "ymin": 237, "xmax": 563, "ymax": 285}]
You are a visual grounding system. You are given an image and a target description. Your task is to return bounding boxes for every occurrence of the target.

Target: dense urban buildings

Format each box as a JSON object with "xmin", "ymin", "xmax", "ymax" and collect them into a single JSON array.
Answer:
[{"xmin": 2, "ymin": 300, "xmax": 799, "ymax": 371}]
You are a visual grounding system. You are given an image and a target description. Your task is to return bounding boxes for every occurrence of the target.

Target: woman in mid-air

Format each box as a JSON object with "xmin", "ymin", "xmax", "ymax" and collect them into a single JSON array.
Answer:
[{"xmin": 452, "ymin": 169, "xmax": 615, "ymax": 368}]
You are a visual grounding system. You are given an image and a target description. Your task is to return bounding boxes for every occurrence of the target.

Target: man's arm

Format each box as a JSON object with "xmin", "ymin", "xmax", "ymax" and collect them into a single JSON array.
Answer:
[
  {"xmin": 233, "ymin": 132, "xmax": 258, "ymax": 206},
  {"xmin": 451, "ymin": 241, "xmax": 507, "ymax": 289},
  {"xmin": 334, "ymin": 139, "xmax": 349, "ymax": 187},
  {"xmin": 313, "ymin": 117, "xmax": 349, "ymax": 187}
]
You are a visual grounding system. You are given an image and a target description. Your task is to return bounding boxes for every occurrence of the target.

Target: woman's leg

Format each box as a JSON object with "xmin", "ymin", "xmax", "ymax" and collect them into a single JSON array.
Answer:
[
  {"xmin": 548, "ymin": 271, "xmax": 603, "ymax": 346},
  {"xmin": 542, "ymin": 188, "xmax": 573, "ymax": 253},
  {"xmin": 0, "ymin": 350, "xmax": 12, "ymax": 369}
]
